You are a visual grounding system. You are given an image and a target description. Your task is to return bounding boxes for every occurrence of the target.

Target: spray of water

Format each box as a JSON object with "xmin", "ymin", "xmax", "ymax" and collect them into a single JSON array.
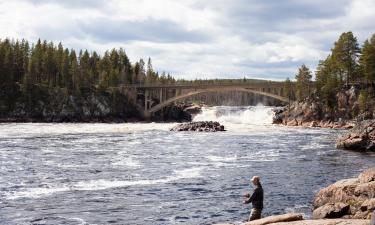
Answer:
[{"xmin": 193, "ymin": 105, "xmax": 275, "ymax": 126}]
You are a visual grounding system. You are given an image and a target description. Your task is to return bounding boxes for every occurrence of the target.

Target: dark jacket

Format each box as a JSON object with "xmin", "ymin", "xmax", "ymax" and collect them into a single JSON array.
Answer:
[{"xmin": 244, "ymin": 184, "xmax": 263, "ymax": 210}]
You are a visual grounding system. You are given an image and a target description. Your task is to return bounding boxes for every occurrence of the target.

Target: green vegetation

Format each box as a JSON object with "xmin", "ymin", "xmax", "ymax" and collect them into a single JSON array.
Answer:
[
  {"xmin": 287, "ymin": 32, "xmax": 375, "ymax": 112},
  {"xmin": 0, "ymin": 38, "xmax": 176, "ymax": 91},
  {"xmin": 295, "ymin": 64, "xmax": 312, "ymax": 101}
]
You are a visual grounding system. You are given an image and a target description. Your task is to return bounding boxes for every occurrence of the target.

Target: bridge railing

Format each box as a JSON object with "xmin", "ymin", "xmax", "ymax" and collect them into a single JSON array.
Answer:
[{"xmin": 117, "ymin": 82, "xmax": 290, "ymax": 89}]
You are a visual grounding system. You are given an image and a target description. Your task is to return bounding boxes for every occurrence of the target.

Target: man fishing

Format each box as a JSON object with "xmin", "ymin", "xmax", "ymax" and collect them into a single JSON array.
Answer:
[{"xmin": 243, "ymin": 176, "xmax": 264, "ymax": 221}]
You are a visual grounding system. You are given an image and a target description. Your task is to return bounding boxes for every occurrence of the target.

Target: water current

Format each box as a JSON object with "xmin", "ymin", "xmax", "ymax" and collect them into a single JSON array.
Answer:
[{"xmin": 1, "ymin": 106, "xmax": 374, "ymax": 225}]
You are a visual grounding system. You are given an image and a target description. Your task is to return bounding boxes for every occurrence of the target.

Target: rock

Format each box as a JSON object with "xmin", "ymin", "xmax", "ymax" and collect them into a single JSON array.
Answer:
[
  {"xmin": 183, "ymin": 104, "xmax": 202, "ymax": 115},
  {"xmin": 336, "ymin": 120, "xmax": 375, "ymax": 151},
  {"xmin": 313, "ymin": 203, "xmax": 350, "ymax": 219},
  {"xmin": 240, "ymin": 213, "xmax": 303, "ymax": 225},
  {"xmin": 271, "ymin": 219, "xmax": 370, "ymax": 225},
  {"xmin": 358, "ymin": 168, "xmax": 375, "ymax": 183},
  {"xmin": 360, "ymin": 198, "xmax": 375, "ymax": 212},
  {"xmin": 354, "ymin": 182, "xmax": 375, "ymax": 198},
  {"xmin": 313, "ymin": 178, "xmax": 359, "ymax": 208},
  {"xmin": 313, "ymin": 168, "xmax": 375, "ymax": 219},
  {"xmin": 170, "ymin": 121, "xmax": 225, "ymax": 132}
]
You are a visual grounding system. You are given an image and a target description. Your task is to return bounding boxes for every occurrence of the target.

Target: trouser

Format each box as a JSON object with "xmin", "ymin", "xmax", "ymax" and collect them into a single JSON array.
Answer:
[{"xmin": 248, "ymin": 208, "xmax": 262, "ymax": 221}]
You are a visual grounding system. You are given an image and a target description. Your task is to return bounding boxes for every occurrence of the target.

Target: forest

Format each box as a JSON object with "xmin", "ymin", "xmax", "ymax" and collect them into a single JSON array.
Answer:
[{"xmin": 290, "ymin": 32, "xmax": 375, "ymax": 113}]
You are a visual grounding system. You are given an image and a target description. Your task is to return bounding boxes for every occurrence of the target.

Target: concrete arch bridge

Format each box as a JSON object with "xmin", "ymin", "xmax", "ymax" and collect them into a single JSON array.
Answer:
[{"xmin": 116, "ymin": 82, "xmax": 292, "ymax": 118}]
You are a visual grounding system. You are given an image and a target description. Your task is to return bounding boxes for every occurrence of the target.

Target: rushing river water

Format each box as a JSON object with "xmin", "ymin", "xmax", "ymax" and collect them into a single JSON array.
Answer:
[{"xmin": 1, "ymin": 106, "xmax": 375, "ymax": 225}]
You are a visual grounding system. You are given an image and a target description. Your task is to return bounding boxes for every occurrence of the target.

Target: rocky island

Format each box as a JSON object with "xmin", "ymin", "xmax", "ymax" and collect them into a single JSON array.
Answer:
[{"xmin": 170, "ymin": 121, "xmax": 225, "ymax": 132}]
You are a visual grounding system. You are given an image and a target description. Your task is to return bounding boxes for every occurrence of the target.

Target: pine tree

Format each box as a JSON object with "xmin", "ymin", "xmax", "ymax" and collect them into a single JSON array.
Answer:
[
  {"xmin": 69, "ymin": 50, "xmax": 78, "ymax": 90},
  {"xmin": 331, "ymin": 32, "xmax": 360, "ymax": 85},
  {"xmin": 146, "ymin": 57, "xmax": 154, "ymax": 84},
  {"xmin": 283, "ymin": 77, "xmax": 294, "ymax": 100},
  {"xmin": 359, "ymin": 34, "xmax": 375, "ymax": 84},
  {"xmin": 295, "ymin": 64, "xmax": 312, "ymax": 100}
]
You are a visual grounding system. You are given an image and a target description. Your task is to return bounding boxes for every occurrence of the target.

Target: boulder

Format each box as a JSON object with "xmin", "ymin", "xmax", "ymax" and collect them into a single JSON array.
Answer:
[
  {"xmin": 183, "ymin": 104, "xmax": 202, "ymax": 115},
  {"xmin": 240, "ymin": 213, "xmax": 303, "ymax": 225},
  {"xmin": 313, "ymin": 203, "xmax": 350, "ymax": 219},
  {"xmin": 170, "ymin": 121, "xmax": 225, "ymax": 132},
  {"xmin": 336, "ymin": 120, "xmax": 375, "ymax": 151},
  {"xmin": 313, "ymin": 168, "xmax": 375, "ymax": 219},
  {"xmin": 313, "ymin": 178, "xmax": 359, "ymax": 208}
]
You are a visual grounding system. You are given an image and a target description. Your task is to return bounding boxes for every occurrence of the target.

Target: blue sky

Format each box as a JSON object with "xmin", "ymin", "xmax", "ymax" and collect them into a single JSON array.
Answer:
[{"xmin": 0, "ymin": 0, "xmax": 374, "ymax": 80}]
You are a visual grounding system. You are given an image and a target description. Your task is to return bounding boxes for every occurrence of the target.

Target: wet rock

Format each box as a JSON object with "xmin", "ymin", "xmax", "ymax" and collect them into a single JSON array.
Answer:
[
  {"xmin": 170, "ymin": 121, "xmax": 225, "ymax": 132},
  {"xmin": 336, "ymin": 120, "xmax": 375, "ymax": 151},
  {"xmin": 183, "ymin": 104, "xmax": 203, "ymax": 116}
]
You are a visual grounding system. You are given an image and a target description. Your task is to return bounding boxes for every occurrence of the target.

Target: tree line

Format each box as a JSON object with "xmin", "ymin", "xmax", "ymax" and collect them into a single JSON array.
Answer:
[
  {"xmin": 290, "ymin": 32, "xmax": 375, "ymax": 111},
  {"xmin": 0, "ymin": 38, "xmax": 177, "ymax": 92}
]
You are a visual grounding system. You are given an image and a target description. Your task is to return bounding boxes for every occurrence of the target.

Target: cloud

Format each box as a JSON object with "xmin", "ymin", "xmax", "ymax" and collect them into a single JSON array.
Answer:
[
  {"xmin": 77, "ymin": 18, "xmax": 211, "ymax": 43},
  {"xmin": 0, "ymin": 0, "xmax": 374, "ymax": 80}
]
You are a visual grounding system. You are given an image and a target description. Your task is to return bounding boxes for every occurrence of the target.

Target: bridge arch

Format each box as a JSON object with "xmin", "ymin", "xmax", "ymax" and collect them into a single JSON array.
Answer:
[{"xmin": 146, "ymin": 87, "xmax": 288, "ymax": 114}]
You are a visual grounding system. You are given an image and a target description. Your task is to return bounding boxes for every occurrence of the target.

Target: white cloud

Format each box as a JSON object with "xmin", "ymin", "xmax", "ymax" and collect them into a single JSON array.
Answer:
[{"xmin": 0, "ymin": 0, "xmax": 374, "ymax": 80}]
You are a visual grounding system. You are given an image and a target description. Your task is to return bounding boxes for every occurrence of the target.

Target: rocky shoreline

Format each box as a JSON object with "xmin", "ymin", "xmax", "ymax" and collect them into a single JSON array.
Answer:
[
  {"xmin": 336, "ymin": 120, "xmax": 375, "ymax": 151},
  {"xmin": 272, "ymin": 85, "xmax": 375, "ymax": 152},
  {"xmin": 215, "ymin": 168, "xmax": 374, "ymax": 225},
  {"xmin": 273, "ymin": 106, "xmax": 375, "ymax": 152}
]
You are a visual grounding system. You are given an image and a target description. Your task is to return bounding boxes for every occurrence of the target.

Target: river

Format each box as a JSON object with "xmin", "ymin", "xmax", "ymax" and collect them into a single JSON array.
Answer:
[{"xmin": 0, "ymin": 106, "xmax": 374, "ymax": 225}]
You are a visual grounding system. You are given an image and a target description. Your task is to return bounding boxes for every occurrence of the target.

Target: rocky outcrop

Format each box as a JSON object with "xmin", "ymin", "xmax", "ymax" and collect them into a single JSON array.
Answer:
[
  {"xmin": 170, "ymin": 121, "xmax": 225, "ymax": 132},
  {"xmin": 0, "ymin": 85, "xmax": 141, "ymax": 122},
  {"xmin": 183, "ymin": 103, "xmax": 203, "ymax": 116},
  {"xmin": 313, "ymin": 168, "xmax": 375, "ymax": 220},
  {"xmin": 272, "ymin": 103, "xmax": 355, "ymax": 129},
  {"xmin": 336, "ymin": 120, "xmax": 375, "ymax": 151},
  {"xmin": 150, "ymin": 103, "xmax": 203, "ymax": 122},
  {"xmin": 272, "ymin": 86, "xmax": 368, "ymax": 129}
]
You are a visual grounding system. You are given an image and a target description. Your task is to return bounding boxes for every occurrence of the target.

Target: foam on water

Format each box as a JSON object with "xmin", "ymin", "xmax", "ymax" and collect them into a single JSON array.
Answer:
[
  {"xmin": 192, "ymin": 105, "xmax": 277, "ymax": 132},
  {"xmin": 112, "ymin": 156, "xmax": 141, "ymax": 168},
  {"xmin": 0, "ymin": 122, "xmax": 176, "ymax": 138},
  {"xmin": 206, "ymin": 155, "xmax": 238, "ymax": 162},
  {"xmin": 193, "ymin": 105, "xmax": 274, "ymax": 125},
  {"xmin": 6, "ymin": 167, "xmax": 204, "ymax": 200}
]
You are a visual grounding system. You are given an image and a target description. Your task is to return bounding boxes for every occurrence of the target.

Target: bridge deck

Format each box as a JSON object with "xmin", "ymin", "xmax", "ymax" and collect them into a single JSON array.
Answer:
[{"xmin": 118, "ymin": 82, "xmax": 288, "ymax": 89}]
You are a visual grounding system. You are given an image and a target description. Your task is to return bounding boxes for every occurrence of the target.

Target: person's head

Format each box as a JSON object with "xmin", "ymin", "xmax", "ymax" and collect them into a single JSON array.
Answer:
[{"xmin": 251, "ymin": 176, "xmax": 260, "ymax": 186}]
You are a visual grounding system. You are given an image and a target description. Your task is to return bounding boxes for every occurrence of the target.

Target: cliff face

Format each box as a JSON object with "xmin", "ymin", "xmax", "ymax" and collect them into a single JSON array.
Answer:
[
  {"xmin": 273, "ymin": 86, "xmax": 372, "ymax": 128},
  {"xmin": 0, "ymin": 84, "xmax": 142, "ymax": 122}
]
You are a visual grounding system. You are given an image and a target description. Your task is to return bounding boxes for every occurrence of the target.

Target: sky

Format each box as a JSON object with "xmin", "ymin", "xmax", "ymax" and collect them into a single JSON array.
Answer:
[{"xmin": 0, "ymin": 0, "xmax": 374, "ymax": 80}]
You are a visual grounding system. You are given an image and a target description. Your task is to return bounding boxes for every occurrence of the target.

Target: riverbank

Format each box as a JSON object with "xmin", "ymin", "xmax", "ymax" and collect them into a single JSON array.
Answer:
[
  {"xmin": 272, "ymin": 85, "xmax": 374, "ymax": 129},
  {"xmin": 0, "ymin": 84, "xmax": 198, "ymax": 123},
  {"xmin": 215, "ymin": 168, "xmax": 375, "ymax": 225}
]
